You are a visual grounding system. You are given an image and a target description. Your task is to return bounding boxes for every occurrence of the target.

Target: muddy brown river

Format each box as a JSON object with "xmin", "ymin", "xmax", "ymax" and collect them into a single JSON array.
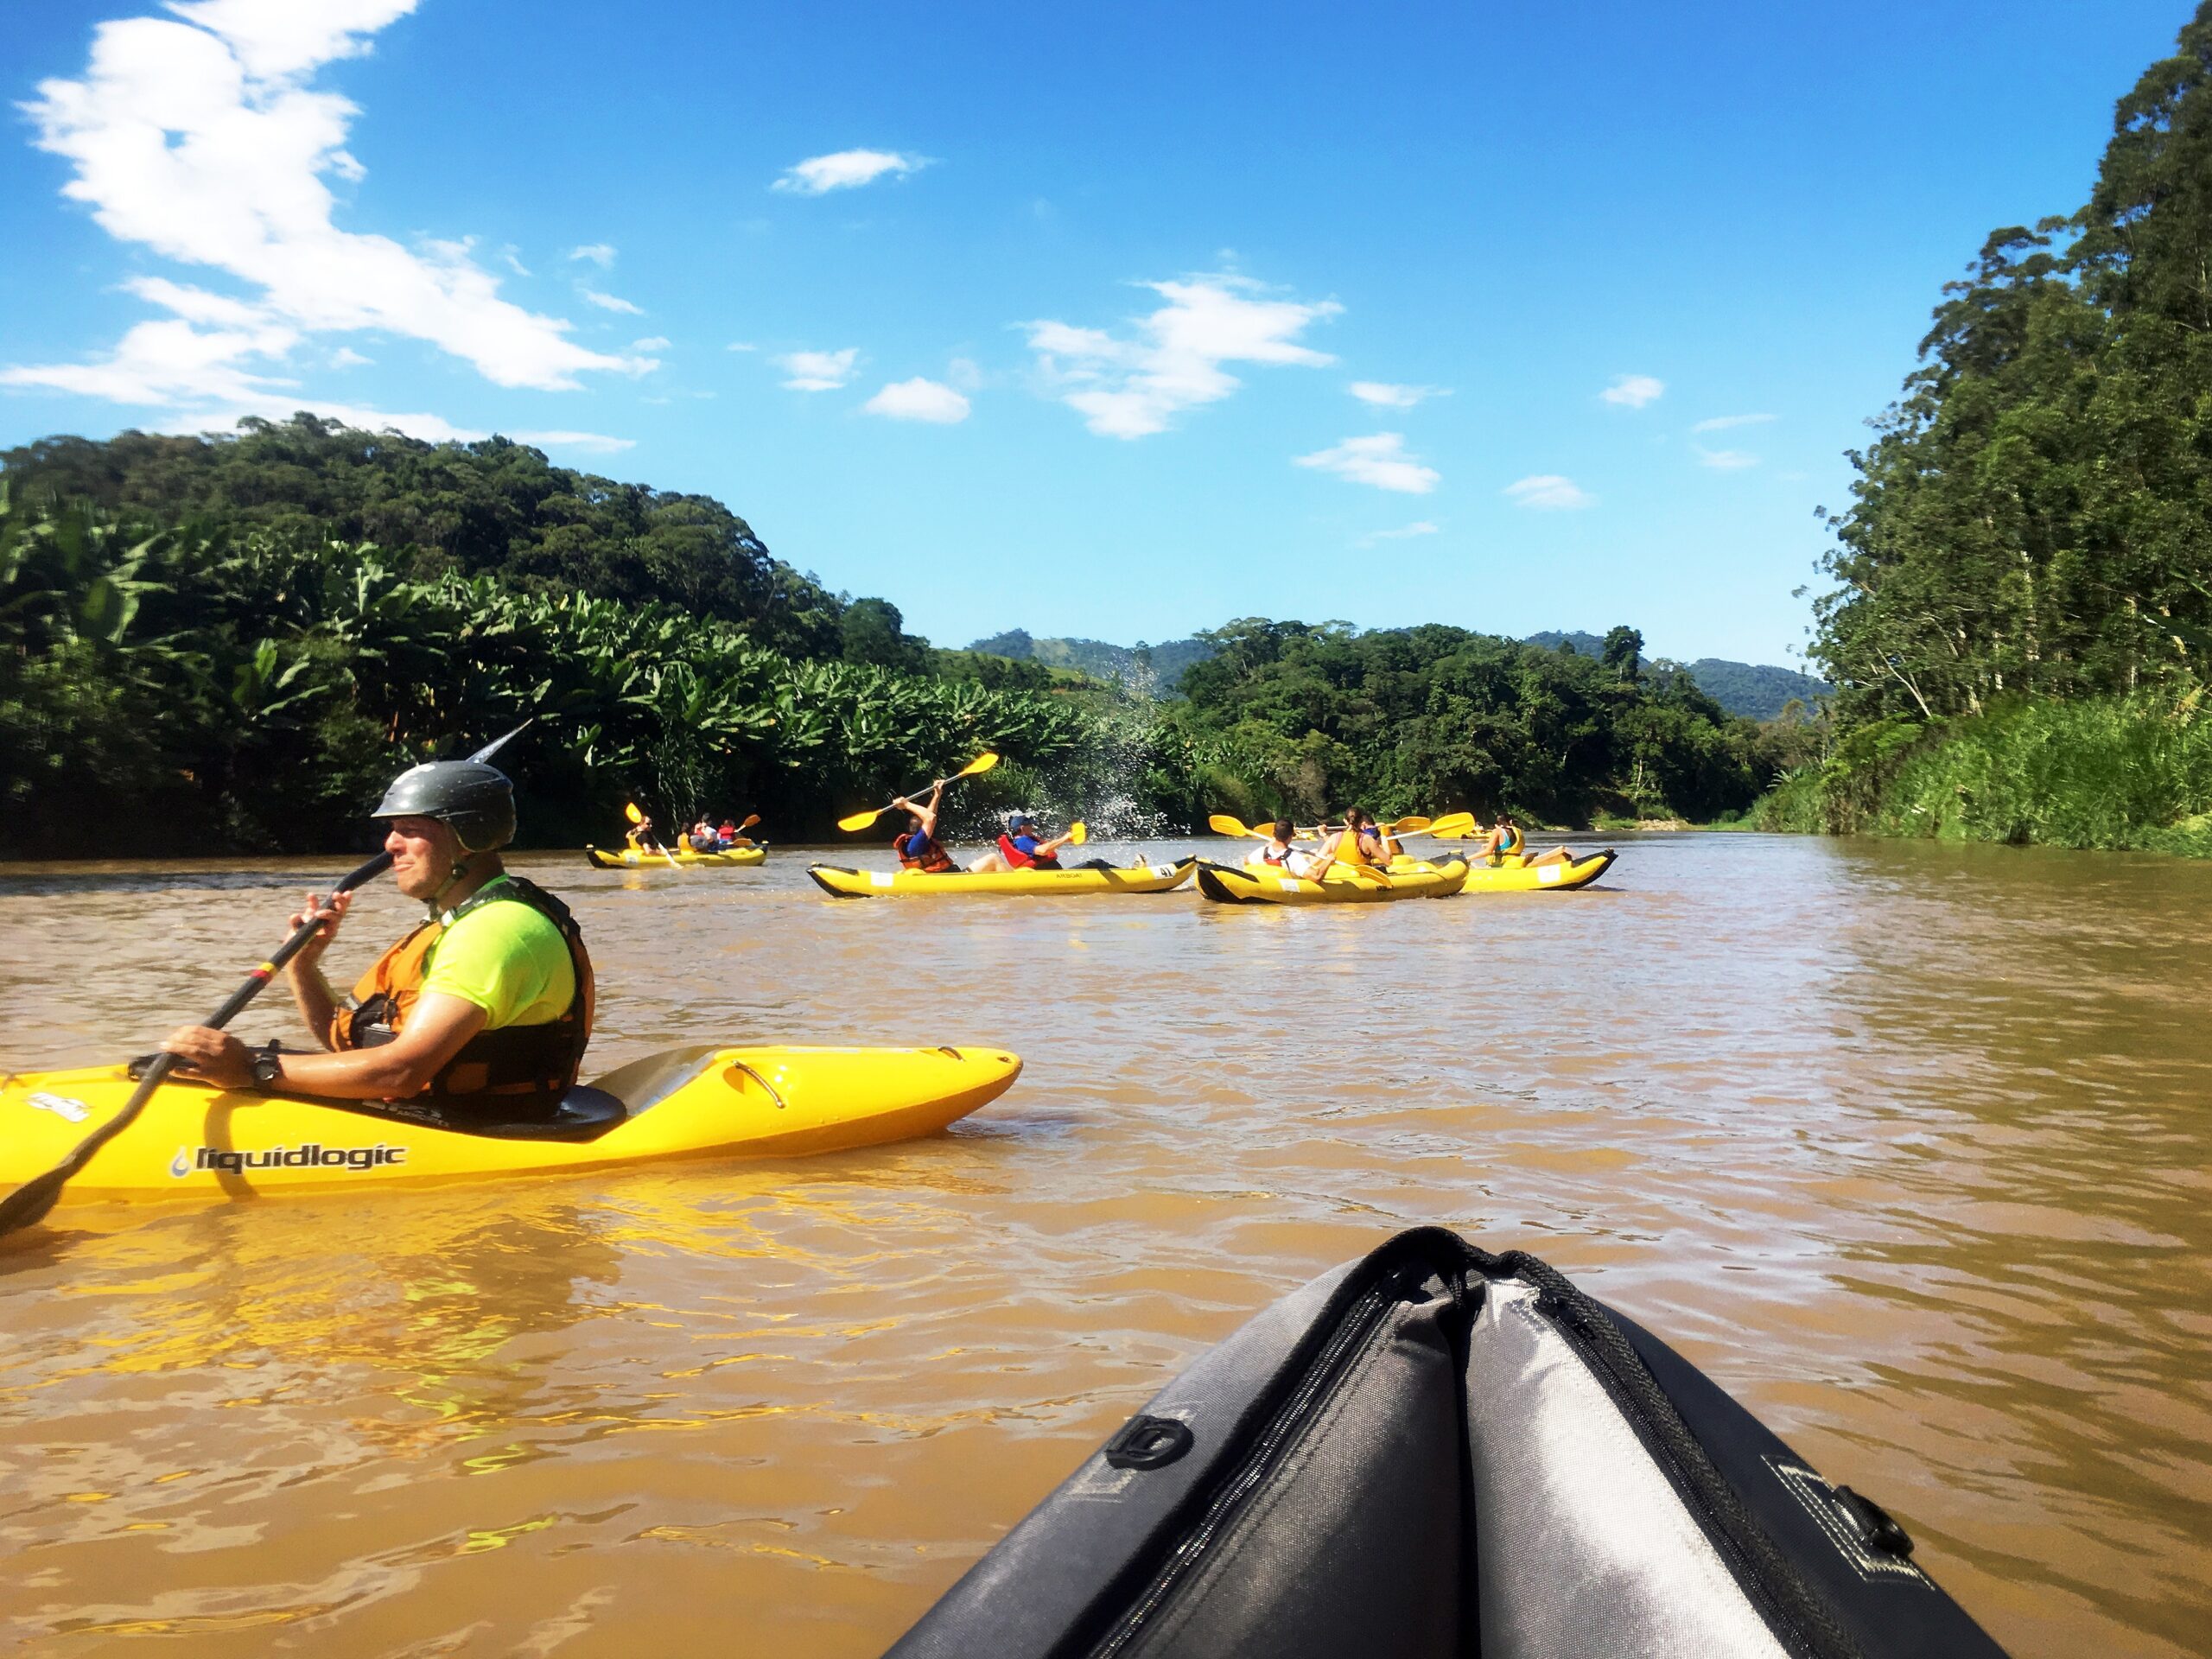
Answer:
[{"xmin": 1, "ymin": 832, "xmax": 2206, "ymax": 1656}]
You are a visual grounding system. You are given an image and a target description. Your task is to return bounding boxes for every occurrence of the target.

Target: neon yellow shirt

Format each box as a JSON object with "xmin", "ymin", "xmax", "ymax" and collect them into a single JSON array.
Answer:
[{"xmin": 418, "ymin": 879, "xmax": 575, "ymax": 1029}]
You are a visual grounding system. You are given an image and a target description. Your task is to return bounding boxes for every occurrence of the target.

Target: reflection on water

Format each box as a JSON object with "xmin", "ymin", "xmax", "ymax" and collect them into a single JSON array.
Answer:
[{"xmin": 3, "ymin": 835, "xmax": 2208, "ymax": 1656}]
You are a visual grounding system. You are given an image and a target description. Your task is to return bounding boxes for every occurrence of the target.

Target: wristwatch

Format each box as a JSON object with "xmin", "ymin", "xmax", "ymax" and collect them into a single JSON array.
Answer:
[{"xmin": 250, "ymin": 1040, "xmax": 285, "ymax": 1091}]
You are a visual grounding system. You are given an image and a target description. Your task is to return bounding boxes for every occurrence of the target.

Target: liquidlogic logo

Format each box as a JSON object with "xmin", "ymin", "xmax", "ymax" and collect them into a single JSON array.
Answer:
[{"xmin": 172, "ymin": 1142, "xmax": 410, "ymax": 1178}]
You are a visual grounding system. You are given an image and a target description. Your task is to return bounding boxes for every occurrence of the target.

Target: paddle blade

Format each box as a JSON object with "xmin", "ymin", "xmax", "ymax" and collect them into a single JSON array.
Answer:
[
  {"xmin": 836, "ymin": 805, "xmax": 887, "ymax": 833},
  {"xmin": 1389, "ymin": 816, "xmax": 1433, "ymax": 834},
  {"xmin": 957, "ymin": 752, "xmax": 1000, "ymax": 779},
  {"xmin": 467, "ymin": 721, "xmax": 532, "ymax": 764},
  {"xmin": 738, "ymin": 814, "xmax": 760, "ymax": 831},
  {"xmin": 624, "ymin": 802, "xmax": 644, "ymax": 824},
  {"xmin": 1427, "ymin": 811, "xmax": 1476, "ymax": 839},
  {"xmin": 1207, "ymin": 813, "xmax": 1253, "ymax": 838},
  {"xmin": 1069, "ymin": 822, "xmax": 1088, "ymax": 847}
]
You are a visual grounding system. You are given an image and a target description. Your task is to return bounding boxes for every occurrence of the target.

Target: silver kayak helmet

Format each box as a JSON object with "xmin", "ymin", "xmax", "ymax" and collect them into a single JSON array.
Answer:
[{"xmin": 370, "ymin": 760, "xmax": 517, "ymax": 854}]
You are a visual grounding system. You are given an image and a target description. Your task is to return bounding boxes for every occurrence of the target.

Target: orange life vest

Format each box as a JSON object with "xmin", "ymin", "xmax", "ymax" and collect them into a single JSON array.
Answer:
[
  {"xmin": 330, "ymin": 875, "xmax": 595, "ymax": 1113},
  {"xmin": 895, "ymin": 830, "xmax": 957, "ymax": 874}
]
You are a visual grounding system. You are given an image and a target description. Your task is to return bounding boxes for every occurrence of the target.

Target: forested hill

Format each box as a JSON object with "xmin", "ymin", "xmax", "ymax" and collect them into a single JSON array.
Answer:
[
  {"xmin": 985, "ymin": 624, "xmax": 1832, "ymax": 719},
  {"xmin": 1765, "ymin": 2, "xmax": 2212, "ymax": 856},
  {"xmin": 0, "ymin": 417, "xmax": 850, "ymax": 658},
  {"xmin": 3, "ymin": 416, "xmax": 1798, "ymax": 855}
]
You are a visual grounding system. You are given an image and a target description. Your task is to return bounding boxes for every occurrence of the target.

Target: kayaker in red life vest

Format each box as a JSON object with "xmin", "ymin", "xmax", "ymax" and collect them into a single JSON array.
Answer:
[
  {"xmin": 970, "ymin": 810, "xmax": 1078, "ymax": 874},
  {"xmin": 157, "ymin": 757, "xmax": 593, "ymax": 1122},
  {"xmin": 891, "ymin": 781, "xmax": 957, "ymax": 873}
]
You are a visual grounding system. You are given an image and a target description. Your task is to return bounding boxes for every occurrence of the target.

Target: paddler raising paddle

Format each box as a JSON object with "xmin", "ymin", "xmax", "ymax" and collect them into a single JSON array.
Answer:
[
  {"xmin": 159, "ymin": 756, "xmax": 594, "ymax": 1123},
  {"xmin": 891, "ymin": 780, "xmax": 958, "ymax": 873}
]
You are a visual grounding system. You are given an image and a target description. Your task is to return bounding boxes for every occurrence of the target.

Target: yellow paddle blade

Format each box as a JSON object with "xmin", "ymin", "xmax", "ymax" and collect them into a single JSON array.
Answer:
[
  {"xmin": 1207, "ymin": 813, "xmax": 1255, "ymax": 838},
  {"xmin": 1427, "ymin": 811, "xmax": 1476, "ymax": 839},
  {"xmin": 1069, "ymin": 822, "xmax": 1088, "ymax": 846},
  {"xmin": 624, "ymin": 802, "xmax": 644, "ymax": 824},
  {"xmin": 1388, "ymin": 815, "xmax": 1432, "ymax": 834},
  {"xmin": 836, "ymin": 804, "xmax": 887, "ymax": 833},
  {"xmin": 958, "ymin": 751, "xmax": 1000, "ymax": 779}
]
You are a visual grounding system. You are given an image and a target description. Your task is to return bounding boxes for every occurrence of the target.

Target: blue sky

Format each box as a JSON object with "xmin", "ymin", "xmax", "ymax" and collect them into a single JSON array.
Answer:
[{"xmin": 0, "ymin": 1, "xmax": 2190, "ymax": 666}]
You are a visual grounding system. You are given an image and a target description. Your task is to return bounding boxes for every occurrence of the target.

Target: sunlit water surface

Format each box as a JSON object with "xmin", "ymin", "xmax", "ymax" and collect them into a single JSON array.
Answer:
[{"xmin": 2, "ymin": 833, "xmax": 2207, "ymax": 1656}]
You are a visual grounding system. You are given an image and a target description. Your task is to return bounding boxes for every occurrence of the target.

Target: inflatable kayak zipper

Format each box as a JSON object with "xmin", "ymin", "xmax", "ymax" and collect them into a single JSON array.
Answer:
[{"xmin": 1083, "ymin": 1280, "xmax": 1402, "ymax": 1657}]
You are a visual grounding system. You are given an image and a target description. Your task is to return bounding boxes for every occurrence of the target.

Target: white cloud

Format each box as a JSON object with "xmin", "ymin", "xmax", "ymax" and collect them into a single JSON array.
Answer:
[
  {"xmin": 630, "ymin": 335, "xmax": 670, "ymax": 351},
  {"xmin": 1349, "ymin": 380, "xmax": 1446, "ymax": 409},
  {"xmin": 1503, "ymin": 474, "xmax": 1593, "ymax": 510},
  {"xmin": 2, "ymin": 315, "xmax": 297, "ymax": 407},
  {"xmin": 510, "ymin": 429, "xmax": 635, "ymax": 454},
  {"xmin": 1294, "ymin": 432, "xmax": 1440, "ymax": 495},
  {"xmin": 1691, "ymin": 412, "xmax": 1775, "ymax": 433},
  {"xmin": 328, "ymin": 345, "xmax": 371, "ymax": 367},
  {"xmin": 1357, "ymin": 520, "xmax": 1440, "ymax": 547},
  {"xmin": 1026, "ymin": 274, "xmax": 1340, "ymax": 439},
  {"xmin": 772, "ymin": 149, "xmax": 928, "ymax": 194},
  {"xmin": 13, "ymin": 1, "xmax": 650, "ymax": 404},
  {"xmin": 864, "ymin": 378, "xmax": 970, "ymax": 423},
  {"xmin": 1695, "ymin": 446, "xmax": 1760, "ymax": 470},
  {"xmin": 727, "ymin": 340, "xmax": 757, "ymax": 353},
  {"xmin": 567, "ymin": 242, "xmax": 616, "ymax": 267},
  {"xmin": 778, "ymin": 347, "xmax": 859, "ymax": 391},
  {"xmin": 1600, "ymin": 374, "xmax": 1665, "ymax": 408},
  {"xmin": 947, "ymin": 355, "xmax": 982, "ymax": 391},
  {"xmin": 580, "ymin": 288, "xmax": 642, "ymax": 315},
  {"xmin": 501, "ymin": 245, "xmax": 529, "ymax": 276}
]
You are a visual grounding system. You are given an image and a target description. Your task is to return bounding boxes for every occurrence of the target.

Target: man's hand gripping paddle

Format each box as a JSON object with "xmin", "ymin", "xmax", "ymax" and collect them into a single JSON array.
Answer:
[{"xmin": 0, "ymin": 724, "xmax": 528, "ymax": 1238}]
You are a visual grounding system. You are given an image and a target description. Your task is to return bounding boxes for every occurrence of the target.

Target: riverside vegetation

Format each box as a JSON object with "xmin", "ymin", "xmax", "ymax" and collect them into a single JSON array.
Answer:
[
  {"xmin": 1770, "ymin": 3, "xmax": 2212, "ymax": 855},
  {"xmin": 0, "ymin": 419, "xmax": 1804, "ymax": 859}
]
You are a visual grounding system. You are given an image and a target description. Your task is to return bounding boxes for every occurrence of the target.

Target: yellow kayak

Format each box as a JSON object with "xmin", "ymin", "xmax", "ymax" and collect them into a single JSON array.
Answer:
[
  {"xmin": 807, "ymin": 857, "xmax": 1197, "ymax": 897},
  {"xmin": 1400, "ymin": 849, "xmax": 1616, "ymax": 891},
  {"xmin": 1194, "ymin": 856, "xmax": 1470, "ymax": 905},
  {"xmin": 584, "ymin": 843, "xmax": 766, "ymax": 868},
  {"xmin": 0, "ymin": 1045, "xmax": 1020, "ymax": 1206}
]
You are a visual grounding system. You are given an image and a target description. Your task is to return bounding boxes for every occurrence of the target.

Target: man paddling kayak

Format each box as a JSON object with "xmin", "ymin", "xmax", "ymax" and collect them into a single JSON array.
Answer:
[
  {"xmin": 892, "ymin": 781, "xmax": 958, "ymax": 873},
  {"xmin": 1245, "ymin": 820, "xmax": 1319, "ymax": 877},
  {"xmin": 159, "ymin": 757, "xmax": 594, "ymax": 1123},
  {"xmin": 970, "ymin": 810, "xmax": 1080, "ymax": 874}
]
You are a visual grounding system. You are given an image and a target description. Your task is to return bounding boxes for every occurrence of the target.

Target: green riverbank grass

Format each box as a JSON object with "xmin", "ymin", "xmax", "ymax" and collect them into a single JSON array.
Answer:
[{"xmin": 1756, "ymin": 690, "xmax": 2212, "ymax": 856}]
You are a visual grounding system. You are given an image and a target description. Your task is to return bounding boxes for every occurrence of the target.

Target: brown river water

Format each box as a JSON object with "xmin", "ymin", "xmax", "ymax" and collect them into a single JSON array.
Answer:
[{"xmin": 0, "ymin": 832, "xmax": 2206, "ymax": 1657}]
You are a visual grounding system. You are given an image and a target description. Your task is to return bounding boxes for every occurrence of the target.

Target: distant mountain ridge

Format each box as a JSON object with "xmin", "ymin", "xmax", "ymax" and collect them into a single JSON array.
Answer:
[{"xmin": 971, "ymin": 626, "xmax": 1830, "ymax": 720}]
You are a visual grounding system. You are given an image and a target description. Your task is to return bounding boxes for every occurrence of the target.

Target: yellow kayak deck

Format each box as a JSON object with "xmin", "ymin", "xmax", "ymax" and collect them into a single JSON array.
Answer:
[
  {"xmin": 1, "ymin": 1044, "xmax": 1020, "ymax": 1205},
  {"xmin": 1194, "ymin": 856, "xmax": 1470, "ymax": 905},
  {"xmin": 584, "ymin": 844, "xmax": 766, "ymax": 868},
  {"xmin": 1402, "ymin": 849, "xmax": 1615, "ymax": 891},
  {"xmin": 808, "ymin": 858, "xmax": 1197, "ymax": 897}
]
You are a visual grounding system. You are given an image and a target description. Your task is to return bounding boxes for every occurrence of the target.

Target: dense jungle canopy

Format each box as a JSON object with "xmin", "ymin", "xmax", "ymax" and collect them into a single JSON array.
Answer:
[
  {"xmin": 1, "ymin": 417, "xmax": 1796, "ymax": 858},
  {"xmin": 1773, "ymin": 3, "xmax": 2212, "ymax": 851}
]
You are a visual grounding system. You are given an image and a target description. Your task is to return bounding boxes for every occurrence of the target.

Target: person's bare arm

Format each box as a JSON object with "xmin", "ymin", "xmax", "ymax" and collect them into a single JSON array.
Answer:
[
  {"xmin": 162, "ymin": 991, "xmax": 489, "ymax": 1100},
  {"xmin": 283, "ymin": 887, "xmax": 357, "ymax": 1051}
]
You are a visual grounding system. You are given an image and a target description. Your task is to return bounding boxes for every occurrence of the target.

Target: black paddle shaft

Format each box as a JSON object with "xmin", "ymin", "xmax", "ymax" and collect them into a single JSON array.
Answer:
[{"xmin": 0, "ymin": 849, "xmax": 395, "ymax": 1238}]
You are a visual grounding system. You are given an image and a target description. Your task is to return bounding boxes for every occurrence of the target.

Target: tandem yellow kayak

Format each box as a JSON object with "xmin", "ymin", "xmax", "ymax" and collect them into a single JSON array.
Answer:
[
  {"xmin": 1194, "ymin": 855, "xmax": 1470, "ymax": 905},
  {"xmin": 0, "ymin": 1045, "xmax": 1020, "ymax": 1206},
  {"xmin": 583, "ymin": 844, "xmax": 766, "ymax": 868},
  {"xmin": 1399, "ymin": 849, "xmax": 1616, "ymax": 892},
  {"xmin": 806, "ymin": 857, "xmax": 1197, "ymax": 897}
]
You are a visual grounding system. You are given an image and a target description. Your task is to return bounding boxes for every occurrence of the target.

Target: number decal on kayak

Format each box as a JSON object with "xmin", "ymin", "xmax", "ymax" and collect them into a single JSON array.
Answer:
[
  {"xmin": 1539, "ymin": 865, "xmax": 1561, "ymax": 884},
  {"xmin": 870, "ymin": 870, "xmax": 894, "ymax": 888},
  {"xmin": 26, "ymin": 1091, "xmax": 92, "ymax": 1123}
]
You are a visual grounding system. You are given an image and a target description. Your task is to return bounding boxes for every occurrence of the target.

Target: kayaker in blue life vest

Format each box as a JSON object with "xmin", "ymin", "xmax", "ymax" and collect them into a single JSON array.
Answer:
[
  {"xmin": 891, "ymin": 780, "xmax": 957, "ymax": 873},
  {"xmin": 971, "ymin": 810, "xmax": 1078, "ymax": 874},
  {"xmin": 1478, "ymin": 810, "xmax": 1573, "ymax": 868},
  {"xmin": 158, "ymin": 758, "xmax": 594, "ymax": 1122}
]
